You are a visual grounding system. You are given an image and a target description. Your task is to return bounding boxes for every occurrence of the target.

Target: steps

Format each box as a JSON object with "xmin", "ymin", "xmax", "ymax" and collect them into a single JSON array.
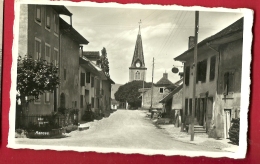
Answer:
[{"xmin": 194, "ymin": 125, "xmax": 206, "ymax": 133}]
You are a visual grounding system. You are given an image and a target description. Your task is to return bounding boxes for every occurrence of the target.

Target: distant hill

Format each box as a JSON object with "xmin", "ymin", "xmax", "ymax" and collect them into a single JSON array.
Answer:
[{"xmin": 111, "ymin": 83, "xmax": 122, "ymax": 99}]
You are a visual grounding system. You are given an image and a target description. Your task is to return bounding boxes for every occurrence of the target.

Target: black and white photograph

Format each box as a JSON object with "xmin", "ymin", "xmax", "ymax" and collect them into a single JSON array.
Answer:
[{"xmin": 8, "ymin": 0, "xmax": 252, "ymax": 158}]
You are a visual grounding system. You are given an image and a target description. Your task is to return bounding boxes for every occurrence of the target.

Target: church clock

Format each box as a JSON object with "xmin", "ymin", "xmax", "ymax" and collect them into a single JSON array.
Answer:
[{"xmin": 136, "ymin": 62, "xmax": 141, "ymax": 68}]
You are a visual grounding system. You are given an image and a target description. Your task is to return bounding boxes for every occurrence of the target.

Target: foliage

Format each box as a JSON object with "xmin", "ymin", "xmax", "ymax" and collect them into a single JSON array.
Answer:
[
  {"xmin": 17, "ymin": 55, "xmax": 60, "ymax": 102},
  {"xmin": 229, "ymin": 118, "xmax": 240, "ymax": 145},
  {"xmin": 99, "ymin": 47, "xmax": 110, "ymax": 77},
  {"xmin": 114, "ymin": 81, "xmax": 153, "ymax": 108}
]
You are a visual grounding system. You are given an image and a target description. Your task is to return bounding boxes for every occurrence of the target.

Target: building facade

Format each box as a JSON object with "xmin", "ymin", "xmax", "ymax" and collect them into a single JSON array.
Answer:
[
  {"xmin": 175, "ymin": 18, "xmax": 243, "ymax": 138},
  {"xmin": 18, "ymin": 5, "xmax": 72, "ymax": 115}
]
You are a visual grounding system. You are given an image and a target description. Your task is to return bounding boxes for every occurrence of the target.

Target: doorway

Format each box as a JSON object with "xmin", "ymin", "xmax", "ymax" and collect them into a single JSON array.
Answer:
[{"xmin": 224, "ymin": 109, "xmax": 231, "ymax": 138}]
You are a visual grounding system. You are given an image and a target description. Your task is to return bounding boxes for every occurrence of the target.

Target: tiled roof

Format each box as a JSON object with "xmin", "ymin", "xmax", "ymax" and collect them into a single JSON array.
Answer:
[
  {"xmin": 59, "ymin": 18, "xmax": 89, "ymax": 44},
  {"xmin": 155, "ymin": 73, "xmax": 173, "ymax": 87},
  {"xmin": 159, "ymin": 84, "xmax": 183, "ymax": 103},
  {"xmin": 83, "ymin": 51, "xmax": 100, "ymax": 60},
  {"xmin": 175, "ymin": 17, "xmax": 243, "ymax": 61}
]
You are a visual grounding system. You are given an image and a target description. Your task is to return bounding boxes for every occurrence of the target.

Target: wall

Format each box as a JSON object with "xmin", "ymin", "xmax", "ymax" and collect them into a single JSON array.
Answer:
[
  {"xmin": 102, "ymin": 80, "xmax": 112, "ymax": 113},
  {"xmin": 213, "ymin": 39, "xmax": 243, "ymax": 138},
  {"xmin": 129, "ymin": 68, "xmax": 146, "ymax": 82},
  {"xmin": 25, "ymin": 5, "xmax": 60, "ymax": 115},
  {"xmin": 59, "ymin": 31, "xmax": 80, "ymax": 117},
  {"xmin": 172, "ymin": 88, "xmax": 183, "ymax": 109},
  {"xmin": 143, "ymin": 86, "xmax": 170, "ymax": 109}
]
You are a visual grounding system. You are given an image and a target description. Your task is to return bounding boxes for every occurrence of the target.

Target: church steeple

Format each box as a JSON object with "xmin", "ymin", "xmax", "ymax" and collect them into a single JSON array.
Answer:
[
  {"xmin": 129, "ymin": 20, "xmax": 147, "ymax": 82},
  {"xmin": 130, "ymin": 20, "xmax": 145, "ymax": 68}
]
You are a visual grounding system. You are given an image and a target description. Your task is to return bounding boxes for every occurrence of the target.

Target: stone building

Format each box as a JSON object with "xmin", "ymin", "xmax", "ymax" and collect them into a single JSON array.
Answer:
[
  {"xmin": 18, "ymin": 5, "xmax": 72, "ymax": 115},
  {"xmin": 174, "ymin": 17, "xmax": 243, "ymax": 138},
  {"xmin": 141, "ymin": 73, "xmax": 173, "ymax": 109}
]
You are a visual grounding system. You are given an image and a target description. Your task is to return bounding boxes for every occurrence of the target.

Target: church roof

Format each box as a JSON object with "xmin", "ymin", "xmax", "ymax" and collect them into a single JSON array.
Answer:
[
  {"xmin": 130, "ymin": 28, "xmax": 146, "ymax": 68},
  {"xmin": 155, "ymin": 73, "xmax": 173, "ymax": 87}
]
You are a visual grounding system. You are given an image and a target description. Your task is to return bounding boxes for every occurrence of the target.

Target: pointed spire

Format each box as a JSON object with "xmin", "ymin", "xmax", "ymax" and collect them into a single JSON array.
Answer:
[
  {"xmin": 138, "ymin": 19, "xmax": 142, "ymax": 35},
  {"xmin": 130, "ymin": 20, "xmax": 146, "ymax": 69}
]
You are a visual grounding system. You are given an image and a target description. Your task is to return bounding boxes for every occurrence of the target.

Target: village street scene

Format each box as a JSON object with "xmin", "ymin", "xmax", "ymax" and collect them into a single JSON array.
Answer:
[{"xmin": 14, "ymin": 4, "xmax": 244, "ymax": 154}]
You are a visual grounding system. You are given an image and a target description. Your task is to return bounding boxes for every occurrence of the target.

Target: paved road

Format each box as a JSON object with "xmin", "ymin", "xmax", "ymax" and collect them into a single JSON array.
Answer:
[{"xmin": 16, "ymin": 109, "xmax": 222, "ymax": 152}]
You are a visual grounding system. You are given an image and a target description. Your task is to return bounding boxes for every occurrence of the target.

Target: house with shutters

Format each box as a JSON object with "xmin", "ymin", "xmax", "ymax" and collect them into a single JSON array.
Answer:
[
  {"xmin": 18, "ymin": 4, "xmax": 72, "ymax": 116},
  {"xmin": 79, "ymin": 51, "xmax": 114, "ymax": 118},
  {"xmin": 174, "ymin": 17, "xmax": 243, "ymax": 138}
]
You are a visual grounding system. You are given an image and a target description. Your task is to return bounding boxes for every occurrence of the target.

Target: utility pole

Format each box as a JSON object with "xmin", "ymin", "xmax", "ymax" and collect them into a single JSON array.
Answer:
[
  {"xmin": 191, "ymin": 11, "xmax": 199, "ymax": 141},
  {"xmin": 150, "ymin": 57, "xmax": 154, "ymax": 109},
  {"xmin": 142, "ymin": 72, "xmax": 144, "ymax": 108}
]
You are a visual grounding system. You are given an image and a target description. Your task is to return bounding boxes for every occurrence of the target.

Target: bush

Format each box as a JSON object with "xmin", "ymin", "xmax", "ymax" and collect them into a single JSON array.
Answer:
[{"xmin": 228, "ymin": 118, "xmax": 240, "ymax": 145}]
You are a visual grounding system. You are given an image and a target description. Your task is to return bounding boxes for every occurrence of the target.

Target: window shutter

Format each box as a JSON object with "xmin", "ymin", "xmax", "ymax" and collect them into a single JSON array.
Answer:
[
  {"xmin": 80, "ymin": 95, "xmax": 83, "ymax": 108},
  {"xmin": 185, "ymin": 66, "xmax": 190, "ymax": 86},
  {"xmin": 81, "ymin": 73, "xmax": 85, "ymax": 86},
  {"xmin": 86, "ymin": 72, "xmax": 90, "ymax": 83}
]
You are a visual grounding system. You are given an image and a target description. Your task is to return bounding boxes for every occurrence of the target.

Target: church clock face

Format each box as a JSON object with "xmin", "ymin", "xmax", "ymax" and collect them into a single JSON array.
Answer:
[{"xmin": 136, "ymin": 62, "xmax": 141, "ymax": 67}]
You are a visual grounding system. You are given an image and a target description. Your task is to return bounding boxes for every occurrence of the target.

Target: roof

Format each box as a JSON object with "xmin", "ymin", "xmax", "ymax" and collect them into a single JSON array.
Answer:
[
  {"xmin": 166, "ymin": 78, "xmax": 183, "ymax": 90},
  {"xmin": 79, "ymin": 57, "xmax": 107, "ymax": 80},
  {"xmin": 59, "ymin": 18, "xmax": 89, "ymax": 44},
  {"xmin": 175, "ymin": 17, "xmax": 243, "ymax": 61},
  {"xmin": 159, "ymin": 84, "xmax": 183, "ymax": 103},
  {"xmin": 83, "ymin": 51, "xmax": 100, "ymax": 61},
  {"xmin": 130, "ymin": 32, "xmax": 146, "ymax": 68},
  {"xmin": 111, "ymin": 99, "xmax": 119, "ymax": 105},
  {"xmin": 155, "ymin": 73, "xmax": 173, "ymax": 87},
  {"xmin": 51, "ymin": 5, "xmax": 72, "ymax": 16}
]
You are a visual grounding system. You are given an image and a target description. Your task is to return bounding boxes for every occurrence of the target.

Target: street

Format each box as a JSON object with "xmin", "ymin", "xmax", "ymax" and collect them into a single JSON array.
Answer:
[{"xmin": 15, "ymin": 110, "xmax": 223, "ymax": 152}]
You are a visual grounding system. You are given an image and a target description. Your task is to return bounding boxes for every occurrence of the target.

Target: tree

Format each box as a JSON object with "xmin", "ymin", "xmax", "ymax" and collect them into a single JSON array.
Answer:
[
  {"xmin": 99, "ymin": 47, "xmax": 110, "ymax": 77},
  {"xmin": 16, "ymin": 55, "xmax": 60, "ymax": 103},
  {"xmin": 114, "ymin": 81, "xmax": 152, "ymax": 108}
]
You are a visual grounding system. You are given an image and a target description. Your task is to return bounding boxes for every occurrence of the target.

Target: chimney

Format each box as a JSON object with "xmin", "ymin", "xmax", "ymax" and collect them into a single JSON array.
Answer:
[
  {"xmin": 188, "ymin": 36, "xmax": 195, "ymax": 49},
  {"xmin": 163, "ymin": 73, "xmax": 168, "ymax": 79}
]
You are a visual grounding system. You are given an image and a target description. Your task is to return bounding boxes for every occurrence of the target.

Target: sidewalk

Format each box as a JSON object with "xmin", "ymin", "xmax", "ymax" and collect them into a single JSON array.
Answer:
[{"xmin": 159, "ymin": 124, "xmax": 239, "ymax": 152}]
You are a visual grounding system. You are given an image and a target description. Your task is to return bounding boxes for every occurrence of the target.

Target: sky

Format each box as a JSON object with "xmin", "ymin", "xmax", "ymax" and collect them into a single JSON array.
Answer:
[{"xmin": 61, "ymin": 5, "xmax": 243, "ymax": 85}]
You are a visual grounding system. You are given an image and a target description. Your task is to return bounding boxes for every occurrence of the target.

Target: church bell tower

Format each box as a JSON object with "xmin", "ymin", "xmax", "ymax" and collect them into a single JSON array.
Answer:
[{"xmin": 129, "ymin": 20, "xmax": 147, "ymax": 82}]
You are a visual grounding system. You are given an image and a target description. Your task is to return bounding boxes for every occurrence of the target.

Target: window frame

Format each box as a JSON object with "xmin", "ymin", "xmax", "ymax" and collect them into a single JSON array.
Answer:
[
  {"xmin": 45, "ymin": 6, "xmax": 51, "ymax": 31},
  {"xmin": 45, "ymin": 43, "xmax": 51, "ymax": 63},
  {"xmin": 35, "ymin": 5, "xmax": 42, "ymax": 25},
  {"xmin": 53, "ymin": 48, "xmax": 59, "ymax": 67},
  {"xmin": 35, "ymin": 38, "xmax": 41, "ymax": 60},
  {"xmin": 159, "ymin": 87, "xmax": 164, "ymax": 94}
]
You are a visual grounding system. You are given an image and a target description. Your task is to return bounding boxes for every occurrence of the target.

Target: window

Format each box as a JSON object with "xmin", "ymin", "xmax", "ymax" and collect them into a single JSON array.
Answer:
[
  {"xmin": 35, "ymin": 5, "xmax": 41, "ymax": 23},
  {"xmin": 64, "ymin": 68, "xmax": 66, "ymax": 80},
  {"xmin": 80, "ymin": 95, "xmax": 83, "ymax": 108},
  {"xmin": 91, "ymin": 76, "xmax": 94, "ymax": 87},
  {"xmin": 54, "ymin": 49, "xmax": 59, "ymax": 66},
  {"xmin": 210, "ymin": 56, "xmax": 216, "ymax": 81},
  {"xmin": 35, "ymin": 95, "xmax": 41, "ymax": 104},
  {"xmin": 197, "ymin": 59, "xmax": 207, "ymax": 83},
  {"xmin": 91, "ymin": 97, "xmax": 94, "ymax": 108},
  {"xmin": 45, "ymin": 44, "xmax": 51, "ymax": 63},
  {"xmin": 86, "ymin": 72, "xmax": 90, "ymax": 83},
  {"xmin": 185, "ymin": 99, "xmax": 188, "ymax": 116},
  {"xmin": 81, "ymin": 73, "xmax": 85, "ymax": 86},
  {"xmin": 45, "ymin": 92, "xmax": 50, "ymax": 103},
  {"xmin": 135, "ymin": 71, "xmax": 141, "ymax": 80},
  {"xmin": 159, "ymin": 87, "xmax": 164, "ymax": 94},
  {"xmin": 224, "ymin": 72, "xmax": 234, "ymax": 95},
  {"xmin": 35, "ymin": 39, "xmax": 41, "ymax": 60},
  {"xmin": 185, "ymin": 66, "xmax": 190, "ymax": 86},
  {"xmin": 45, "ymin": 7, "xmax": 51, "ymax": 29},
  {"xmin": 189, "ymin": 99, "xmax": 192, "ymax": 116},
  {"xmin": 54, "ymin": 14, "xmax": 58, "ymax": 33}
]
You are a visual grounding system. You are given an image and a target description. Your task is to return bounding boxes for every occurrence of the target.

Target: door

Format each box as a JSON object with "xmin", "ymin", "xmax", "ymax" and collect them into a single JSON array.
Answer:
[{"xmin": 224, "ymin": 109, "xmax": 231, "ymax": 138}]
